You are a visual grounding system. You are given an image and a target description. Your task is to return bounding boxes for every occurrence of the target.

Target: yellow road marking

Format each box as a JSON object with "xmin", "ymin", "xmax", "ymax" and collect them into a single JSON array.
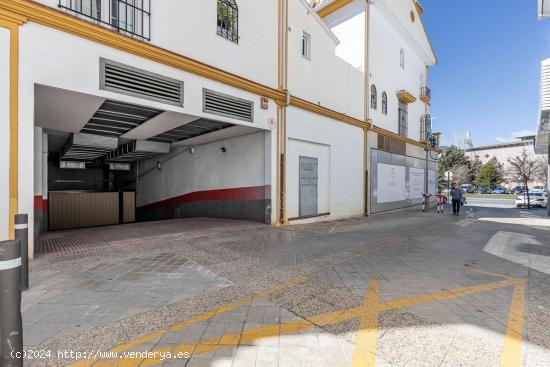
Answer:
[
  {"xmin": 380, "ymin": 278, "xmax": 518, "ymax": 312},
  {"xmin": 466, "ymin": 267, "xmax": 514, "ymax": 279},
  {"xmin": 500, "ymin": 280, "xmax": 526, "ymax": 367},
  {"xmin": 352, "ymin": 280, "xmax": 380, "ymax": 367},
  {"xmin": 104, "ymin": 277, "xmax": 523, "ymax": 366},
  {"xmin": 72, "ymin": 276, "xmax": 308, "ymax": 367}
]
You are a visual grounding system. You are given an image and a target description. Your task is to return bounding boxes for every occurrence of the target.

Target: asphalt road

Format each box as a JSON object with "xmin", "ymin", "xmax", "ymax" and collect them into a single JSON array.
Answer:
[
  {"xmin": 465, "ymin": 197, "xmax": 516, "ymax": 209},
  {"xmin": 465, "ymin": 197, "xmax": 549, "ymax": 211}
]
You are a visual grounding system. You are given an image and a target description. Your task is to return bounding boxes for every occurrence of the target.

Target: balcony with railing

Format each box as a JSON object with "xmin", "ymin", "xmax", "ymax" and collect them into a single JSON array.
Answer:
[
  {"xmin": 58, "ymin": 0, "xmax": 151, "ymax": 40},
  {"xmin": 420, "ymin": 86, "xmax": 431, "ymax": 103}
]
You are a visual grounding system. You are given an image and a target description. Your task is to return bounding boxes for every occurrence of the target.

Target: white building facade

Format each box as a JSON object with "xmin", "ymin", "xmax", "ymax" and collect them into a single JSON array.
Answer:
[{"xmin": 0, "ymin": 0, "xmax": 437, "ymax": 257}]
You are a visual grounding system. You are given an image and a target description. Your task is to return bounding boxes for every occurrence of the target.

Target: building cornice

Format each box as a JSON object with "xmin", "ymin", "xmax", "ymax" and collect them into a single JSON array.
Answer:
[
  {"xmin": 317, "ymin": 0, "xmax": 354, "ymax": 18},
  {"xmin": 370, "ymin": 125, "xmax": 427, "ymax": 149},
  {"xmin": 290, "ymin": 96, "xmax": 368, "ymax": 129}
]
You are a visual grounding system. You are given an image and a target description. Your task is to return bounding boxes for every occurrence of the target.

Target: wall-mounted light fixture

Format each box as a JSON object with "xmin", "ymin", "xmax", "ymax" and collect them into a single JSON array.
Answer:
[
  {"xmin": 221, "ymin": 147, "xmax": 227, "ymax": 153},
  {"xmin": 157, "ymin": 161, "xmax": 161, "ymax": 170}
]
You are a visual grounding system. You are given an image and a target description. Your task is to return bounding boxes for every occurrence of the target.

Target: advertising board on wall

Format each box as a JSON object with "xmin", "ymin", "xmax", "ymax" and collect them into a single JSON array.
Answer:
[
  {"xmin": 428, "ymin": 170, "xmax": 437, "ymax": 195},
  {"xmin": 370, "ymin": 149, "xmax": 439, "ymax": 214},
  {"xmin": 408, "ymin": 168, "xmax": 425, "ymax": 199},
  {"xmin": 377, "ymin": 163, "xmax": 406, "ymax": 203}
]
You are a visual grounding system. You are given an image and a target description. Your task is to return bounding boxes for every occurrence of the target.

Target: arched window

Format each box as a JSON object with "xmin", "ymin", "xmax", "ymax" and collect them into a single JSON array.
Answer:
[
  {"xmin": 217, "ymin": 0, "xmax": 239, "ymax": 43},
  {"xmin": 400, "ymin": 48, "xmax": 405, "ymax": 69},
  {"xmin": 381, "ymin": 92, "xmax": 387, "ymax": 115},
  {"xmin": 370, "ymin": 85, "xmax": 377, "ymax": 110}
]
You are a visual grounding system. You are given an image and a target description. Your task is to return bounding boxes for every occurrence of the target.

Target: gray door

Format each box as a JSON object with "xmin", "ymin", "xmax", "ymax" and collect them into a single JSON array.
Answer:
[{"xmin": 299, "ymin": 156, "xmax": 318, "ymax": 217}]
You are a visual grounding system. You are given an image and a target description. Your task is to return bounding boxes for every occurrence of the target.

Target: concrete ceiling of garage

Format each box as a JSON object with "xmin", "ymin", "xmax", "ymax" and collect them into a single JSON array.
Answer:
[{"xmin": 35, "ymin": 85, "xmax": 263, "ymax": 153}]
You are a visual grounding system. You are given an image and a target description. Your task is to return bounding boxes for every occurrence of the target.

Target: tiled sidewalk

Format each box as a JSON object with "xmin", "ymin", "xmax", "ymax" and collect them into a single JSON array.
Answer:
[{"xmin": 22, "ymin": 208, "xmax": 550, "ymax": 366}]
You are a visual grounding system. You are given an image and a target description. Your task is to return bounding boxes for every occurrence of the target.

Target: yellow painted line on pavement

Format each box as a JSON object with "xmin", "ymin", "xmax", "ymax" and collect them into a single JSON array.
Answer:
[
  {"xmin": 379, "ymin": 278, "xmax": 518, "ymax": 312},
  {"xmin": 83, "ymin": 278, "xmax": 524, "ymax": 367},
  {"xmin": 352, "ymin": 280, "xmax": 380, "ymax": 367},
  {"xmin": 500, "ymin": 280, "xmax": 526, "ymax": 367},
  {"xmin": 72, "ymin": 276, "xmax": 308, "ymax": 367},
  {"xmin": 108, "ymin": 277, "xmax": 524, "ymax": 366},
  {"xmin": 466, "ymin": 267, "xmax": 516, "ymax": 280}
]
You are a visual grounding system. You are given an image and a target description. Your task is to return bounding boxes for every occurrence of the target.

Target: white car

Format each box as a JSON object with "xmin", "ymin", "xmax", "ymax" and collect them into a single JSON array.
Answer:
[{"xmin": 515, "ymin": 190, "xmax": 548, "ymax": 208}]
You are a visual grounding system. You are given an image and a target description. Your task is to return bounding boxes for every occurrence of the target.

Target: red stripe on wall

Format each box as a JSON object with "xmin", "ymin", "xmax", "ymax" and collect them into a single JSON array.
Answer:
[
  {"xmin": 34, "ymin": 195, "xmax": 48, "ymax": 212},
  {"xmin": 137, "ymin": 185, "xmax": 271, "ymax": 212}
]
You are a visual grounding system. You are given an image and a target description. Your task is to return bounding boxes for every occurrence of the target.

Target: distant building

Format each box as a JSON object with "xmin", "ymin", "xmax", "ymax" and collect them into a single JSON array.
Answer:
[
  {"xmin": 465, "ymin": 136, "xmax": 546, "ymax": 187},
  {"xmin": 539, "ymin": 0, "xmax": 550, "ymax": 19}
]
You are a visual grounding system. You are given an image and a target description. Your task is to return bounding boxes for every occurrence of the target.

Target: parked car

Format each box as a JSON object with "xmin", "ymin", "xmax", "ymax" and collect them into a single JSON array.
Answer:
[
  {"xmin": 460, "ymin": 184, "xmax": 475, "ymax": 194},
  {"xmin": 476, "ymin": 187, "xmax": 492, "ymax": 194},
  {"xmin": 492, "ymin": 187, "xmax": 508, "ymax": 194},
  {"xmin": 515, "ymin": 191, "xmax": 548, "ymax": 208},
  {"xmin": 511, "ymin": 186, "xmax": 527, "ymax": 195}
]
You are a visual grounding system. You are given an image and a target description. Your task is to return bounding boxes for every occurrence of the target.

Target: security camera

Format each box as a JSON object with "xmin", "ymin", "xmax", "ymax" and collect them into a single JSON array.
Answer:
[{"xmin": 221, "ymin": 147, "xmax": 227, "ymax": 153}]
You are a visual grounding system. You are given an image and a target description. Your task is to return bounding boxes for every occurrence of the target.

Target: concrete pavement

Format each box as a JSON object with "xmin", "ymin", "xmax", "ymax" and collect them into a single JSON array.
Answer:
[{"xmin": 19, "ymin": 202, "xmax": 550, "ymax": 366}]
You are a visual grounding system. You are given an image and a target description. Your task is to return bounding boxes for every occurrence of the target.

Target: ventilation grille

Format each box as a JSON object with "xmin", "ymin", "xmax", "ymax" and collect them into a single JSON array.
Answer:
[
  {"xmin": 101, "ymin": 58, "xmax": 184, "ymax": 106},
  {"xmin": 203, "ymin": 89, "xmax": 254, "ymax": 122}
]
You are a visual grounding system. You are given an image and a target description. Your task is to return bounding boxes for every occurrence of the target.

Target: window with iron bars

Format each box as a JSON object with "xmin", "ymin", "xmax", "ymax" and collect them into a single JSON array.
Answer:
[
  {"xmin": 217, "ymin": 0, "xmax": 239, "ymax": 43},
  {"xmin": 370, "ymin": 85, "xmax": 377, "ymax": 110},
  {"xmin": 420, "ymin": 114, "xmax": 431, "ymax": 141},
  {"xmin": 398, "ymin": 101, "xmax": 408, "ymax": 137},
  {"xmin": 381, "ymin": 92, "xmax": 388, "ymax": 115},
  {"xmin": 58, "ymin": 0, "xmax": 151, "ymax": 40}
]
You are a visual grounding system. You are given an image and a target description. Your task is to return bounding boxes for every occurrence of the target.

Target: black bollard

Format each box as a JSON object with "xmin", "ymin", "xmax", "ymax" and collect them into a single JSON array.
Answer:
[
  {"xmin": 0, "ymin": 239, "xmax": 23, "ymax": 367},
  {"xmin": 14, "ymin": 214, "xmax": 28, "ymax": 290}
]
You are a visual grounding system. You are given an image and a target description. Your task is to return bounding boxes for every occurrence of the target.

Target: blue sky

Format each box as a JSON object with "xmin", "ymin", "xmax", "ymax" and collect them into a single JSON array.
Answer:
[{"xmin": 422, "ymin": 0, "xmax": 550, "ymax": 147}]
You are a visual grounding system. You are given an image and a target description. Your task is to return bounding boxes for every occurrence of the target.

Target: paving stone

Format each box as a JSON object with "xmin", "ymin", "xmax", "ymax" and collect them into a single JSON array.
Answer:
[{"xmin": 21, "ymin": 208, "xmax": 550, "ymax": 366}]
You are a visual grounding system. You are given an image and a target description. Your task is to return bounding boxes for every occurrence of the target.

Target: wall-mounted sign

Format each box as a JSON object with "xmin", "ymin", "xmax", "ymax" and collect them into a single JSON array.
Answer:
[
  {"xmin": 267, "ymin": 118, "xmax": 276, "ymax": 129},
  {"xmin": 261, "ymin": 96, "xmax": 269, "ymax": 110},
  {"xmin": 408, "ymin": 168, "xmax": 425, "ymax": 199},
  {"xmin": 377, "ymin": 163, "xmax": 406, "ymax": 203}
]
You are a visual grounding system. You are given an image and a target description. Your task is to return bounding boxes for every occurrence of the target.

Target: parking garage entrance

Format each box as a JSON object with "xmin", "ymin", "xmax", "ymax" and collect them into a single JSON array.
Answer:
[{"xmin": 34, "ymin": 85, "xmax": 272, "ymax": 249}]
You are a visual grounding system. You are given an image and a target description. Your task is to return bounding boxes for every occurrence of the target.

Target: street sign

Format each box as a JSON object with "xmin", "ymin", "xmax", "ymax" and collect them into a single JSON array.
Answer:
[{"xmin": 444, "ymin": 171, "xmax": 453, "ymax": 180}]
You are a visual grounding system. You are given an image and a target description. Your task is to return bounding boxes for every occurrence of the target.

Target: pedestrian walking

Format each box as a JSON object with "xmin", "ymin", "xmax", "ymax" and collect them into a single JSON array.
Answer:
[{"xmin": 450, "ymin": 183, "xmax": 464, "ymax": 216}]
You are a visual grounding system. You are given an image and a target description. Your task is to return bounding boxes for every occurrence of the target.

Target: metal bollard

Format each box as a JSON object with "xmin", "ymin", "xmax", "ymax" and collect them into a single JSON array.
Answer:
[
  {"xmin": 14, "ymin": 214, "xmax": 29, "ymax": 290},
  {"xmin": 0, "ymin": 240, "xmax": 23, "ymax": 367}
]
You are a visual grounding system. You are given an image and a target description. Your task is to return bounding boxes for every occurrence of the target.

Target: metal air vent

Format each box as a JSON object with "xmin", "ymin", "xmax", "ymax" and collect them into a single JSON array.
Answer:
[
  {"xmin": 100, "ymin": 58, "xmax": 184, "ymax": 106},
  {"xmin": 203, "ymin": 89, "xmax": 254, "ymax": 122},
  {"xmin": 107, "ymin": 140, "xmax": 170, "ymax": 163}
]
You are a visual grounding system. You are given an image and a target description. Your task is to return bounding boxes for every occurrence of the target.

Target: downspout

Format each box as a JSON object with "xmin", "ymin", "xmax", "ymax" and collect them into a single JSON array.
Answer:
[
  {"xmin": 277, "ymin": 0, "xmax": 289, "ymax": 225},
  {"xmin": 364, "ymin": 0, "xmax": 371, "ymax": 216},
  {"xmin": 423, "ymin": 65, "xmax": 430, "ymax": 211}
]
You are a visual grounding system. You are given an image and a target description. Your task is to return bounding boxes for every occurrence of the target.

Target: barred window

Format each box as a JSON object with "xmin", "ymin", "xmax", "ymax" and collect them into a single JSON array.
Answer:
[
  {"xmin": 382, "ymin": 92, "xmax": 387, "ymax": 115},
  {"xmin": 398, "ymin": 101, "xmax": 408, "ymax": 137},
  {"xmin": 217, "ymin": 0, "xmax": 239, "ymax": 43},
  {"xmin": 370, "ymin": 85, "xmax": 377, "ymax": 110}
]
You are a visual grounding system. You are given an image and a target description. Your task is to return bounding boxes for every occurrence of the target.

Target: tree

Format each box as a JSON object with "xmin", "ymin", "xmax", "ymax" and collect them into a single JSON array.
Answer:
[
  {"xmin": 507, "ymin": 149, "xmax": 547, "ymax": 209},
  {"xmin": 438, "ymin": 146, "xmax": 470, "ymax": 191},
  {"xmin": 439, "ymin": 146, "xmax": 469, "ymax": 173},
  {"xmin": 469, "ymin": 158, "xmax": 483, "ymax": 183},
  {"xmin": 475, "ymin": 158, "xmax": 504, "ymax": 190},
  {"xmin": 451, "ymin": 164, "xmax": 470, "ymax": 186}
]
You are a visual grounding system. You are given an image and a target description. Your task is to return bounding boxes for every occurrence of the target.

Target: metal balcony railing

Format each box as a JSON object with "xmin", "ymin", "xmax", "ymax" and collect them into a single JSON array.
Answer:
[
  {"xmin": 420, "ymin": 86, "xmax": 431, "ymax": 102},
  {"xmin": 59, "ymin": 0, "xmax": 151, "ymax": 40}
]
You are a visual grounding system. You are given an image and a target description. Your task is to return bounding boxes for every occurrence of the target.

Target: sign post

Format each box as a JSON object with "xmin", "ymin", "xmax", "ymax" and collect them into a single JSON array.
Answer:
[{"xmin": 445, "ymin": 171, "xmax": 453, "ymax": 197}]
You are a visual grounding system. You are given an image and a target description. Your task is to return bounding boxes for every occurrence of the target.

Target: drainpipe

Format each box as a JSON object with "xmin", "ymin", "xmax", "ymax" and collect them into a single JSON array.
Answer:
[
  {"xmin": 423, "ymin": 65, "xmax": 430, "ymax": 212},
  {"xmin": 364, "ymin": 0, "xmax": 371, "ymax": 216},
  {"xmin": 278, "ymin": 0, "xmax": 289, "ymax": 225}
]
